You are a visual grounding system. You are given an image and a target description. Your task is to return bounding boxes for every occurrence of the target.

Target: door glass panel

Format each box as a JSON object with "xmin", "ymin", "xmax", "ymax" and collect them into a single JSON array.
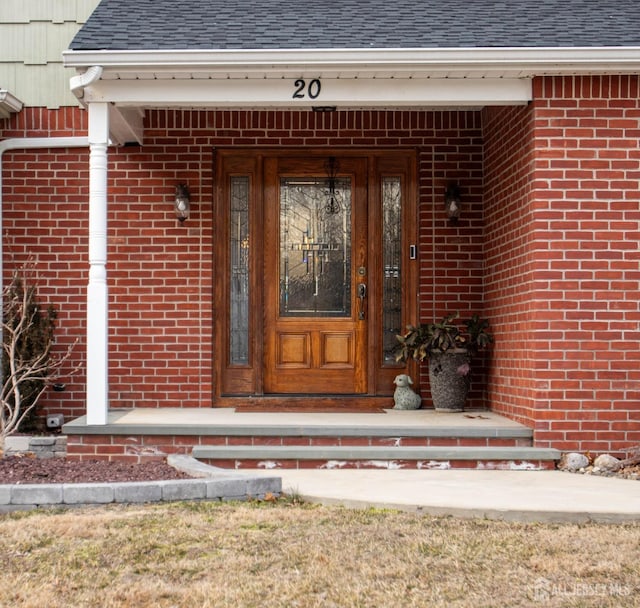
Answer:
[
  {"xmin": 229, "ymin": 176, "xmax": 250, "ymax": 364},
  {"xmin": 280, "ymin": 177, "xmax": 351, "ymax": 317},
  {"xmin": 382, "ymin": 177, "xmax": 402, "ymax": 363}
]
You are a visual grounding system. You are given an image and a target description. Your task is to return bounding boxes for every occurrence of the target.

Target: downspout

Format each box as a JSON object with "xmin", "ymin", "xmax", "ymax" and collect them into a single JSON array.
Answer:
[{"xmin": 70, "ymin": 65, "xmax": 103, "ymax": 101}]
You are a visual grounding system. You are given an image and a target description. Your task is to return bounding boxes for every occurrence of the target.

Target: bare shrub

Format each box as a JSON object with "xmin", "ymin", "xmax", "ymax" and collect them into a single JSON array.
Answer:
[{"xmin": 0, "ymin": 264, "xmax": 75, "ymax": 454}]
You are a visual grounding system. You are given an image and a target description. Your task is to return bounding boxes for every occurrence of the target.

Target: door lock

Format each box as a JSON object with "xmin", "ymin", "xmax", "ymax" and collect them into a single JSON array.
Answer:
[{"xmin": 357, "ymin": 283, "xmax": 367, "ymax": 320}]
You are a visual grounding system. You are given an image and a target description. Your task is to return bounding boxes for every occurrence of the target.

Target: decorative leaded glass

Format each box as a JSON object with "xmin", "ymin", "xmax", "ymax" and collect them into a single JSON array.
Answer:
[
  {"xmin": 382, "ymin": 177, "xmax": 402, "ymax": 363},
  {"xmin": 279, "ymin": 177, "xmax": 351, "ymax": 317},
  {"xmin": 230, "ymin": 177, "xmax": 250, "ymax": 364}
]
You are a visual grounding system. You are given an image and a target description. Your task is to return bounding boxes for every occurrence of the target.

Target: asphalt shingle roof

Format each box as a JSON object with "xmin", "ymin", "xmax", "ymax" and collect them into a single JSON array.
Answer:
[{"xmin": 69, "ymin": 0, "xmax": 640, "ymax": 51}]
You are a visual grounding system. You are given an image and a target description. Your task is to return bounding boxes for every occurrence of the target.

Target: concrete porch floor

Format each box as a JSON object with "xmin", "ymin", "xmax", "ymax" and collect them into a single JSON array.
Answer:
[{"xmin": 64, "ymin": 407, "xmax": 532, "ymax": 436}]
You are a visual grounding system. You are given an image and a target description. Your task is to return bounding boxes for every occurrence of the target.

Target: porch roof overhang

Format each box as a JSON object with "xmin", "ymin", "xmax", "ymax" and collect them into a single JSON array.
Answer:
[{"xmin": 63, "ymin": 45, "xmax": 640, "ymax": 144}]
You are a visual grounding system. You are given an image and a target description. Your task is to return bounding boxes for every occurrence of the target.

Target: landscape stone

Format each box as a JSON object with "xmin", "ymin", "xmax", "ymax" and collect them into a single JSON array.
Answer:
[
  {"xmin": 114, "ymin": 482, "xmax": 162, "ymax": 503},
  {"xmin": 205, "ymin": 478, "xmax": 249, "ymax": 499},
  {"xmin": 11, "ymin": 484, "xmax": 63, "ymax": 505},
  {"xmin": 593, "ymin": 454, "xmax": 620, "ymax": 471},
  {"xmin": 0, "ymin": 486, "xmax": 11, "ymax": 505},
  {"xmin": 63, "ymin": 483, "xmax": 114, "ymax": 504},
  {"xmin": 27, "ymin": 435, "xmax": 69, "ymax": 459},
  {"xmin": 559, "ymin": 452, "xmax": 589, "ymax": 472},
  {"xmin": 29, "ymin": 437, "xmax": 56, "ymax": 447},
  {"xmin": 160, "ymin": 480, "xmax": 207, "ymax": 501},
  {"xmin": 247, "ymin": 476, "xmax": 282, "ymax": 497}
]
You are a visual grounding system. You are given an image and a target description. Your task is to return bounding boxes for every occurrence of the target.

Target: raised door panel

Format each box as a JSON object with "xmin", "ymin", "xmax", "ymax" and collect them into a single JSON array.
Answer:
[{"xmin": 263, "ymin": 156, "xmax": 367, "ymax": 394}]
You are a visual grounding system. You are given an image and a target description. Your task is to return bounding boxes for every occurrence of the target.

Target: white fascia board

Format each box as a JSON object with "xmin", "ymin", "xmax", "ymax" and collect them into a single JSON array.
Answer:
[
  {"xmin": 81, "ymin": 76, "xmax": 532, "ymax": 107},
  {"xmin": 62, "ymin": 46, "xmax": 640, "ymax": 76}
]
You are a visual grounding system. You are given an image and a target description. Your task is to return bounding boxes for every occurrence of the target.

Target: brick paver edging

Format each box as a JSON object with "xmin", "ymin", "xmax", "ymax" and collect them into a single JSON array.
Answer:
[{"xmin": 0, "ymin": 456, "xmax": 282, "ymax": 512}]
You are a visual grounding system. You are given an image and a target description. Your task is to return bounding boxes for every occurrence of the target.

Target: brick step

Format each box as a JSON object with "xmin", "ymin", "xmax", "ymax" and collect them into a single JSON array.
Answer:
[
  {"xmin": 63, "ymin": 408, "xmax": 543, "ymax": 465},
  {"xmin": 204, "ymin": 435, "xmax": 532, "ymax": 447},
  {"xmin": 192, "ymin": 445, "xmax": 561, "ymax": 471}
]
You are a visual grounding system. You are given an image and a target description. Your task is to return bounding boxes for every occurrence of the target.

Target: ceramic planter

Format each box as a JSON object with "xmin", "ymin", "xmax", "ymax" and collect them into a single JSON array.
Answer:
[{"xmin": 428, "ymin": 349, "xmax": 471, "ymax": 412}]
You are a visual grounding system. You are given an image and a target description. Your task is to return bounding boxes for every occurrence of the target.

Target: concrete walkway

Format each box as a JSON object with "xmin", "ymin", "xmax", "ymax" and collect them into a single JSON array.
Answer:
[
  {"xmin": 4, "ymin": 435, "xmax": 639, "ymax": 523},
  {"xmin": 248, "ymin": 468, "xmax": 640, "ymax": 523}
]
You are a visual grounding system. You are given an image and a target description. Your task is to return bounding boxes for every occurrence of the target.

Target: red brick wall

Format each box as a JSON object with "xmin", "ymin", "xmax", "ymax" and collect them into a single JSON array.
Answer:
[
  {"xmin": 1, "ymin": 107, "xmax": 485, "ymax": 418},
  {"xmin": 416, "ymin": 114, "xmax": 486, "ymax": 404},
  {"xmin": 4, "ymin": 80, "xmax": 638, "ymax": 453},
  {"xmin": 483, "ymin": 103, "xmax": 537, "ymax": 429},
  {"xmin": 485, "ymin": 75, "xmax": 640, "ymax": 454},
  {"xmin": 1, "ymin": 109, "xmax": 90, "ymax": 418}
]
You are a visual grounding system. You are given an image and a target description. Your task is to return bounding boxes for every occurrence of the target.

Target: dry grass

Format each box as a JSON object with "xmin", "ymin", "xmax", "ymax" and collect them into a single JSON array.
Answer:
[{"xmin": 0, "ymin": 499, "xmax": 638, "ymax": 607}]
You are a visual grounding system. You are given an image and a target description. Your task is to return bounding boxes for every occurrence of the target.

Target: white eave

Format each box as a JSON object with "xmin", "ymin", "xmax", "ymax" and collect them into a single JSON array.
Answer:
[
  {"xmin": 0, "ymin": 90, "xmax": 23, "ymax": 119},
  {"xmin": 62, "ymin": 45, "xmax": 640, "ymax": 144},
  {"xmin": 62, "ymin": 46, "xmax": 640, "ymax": 77}
]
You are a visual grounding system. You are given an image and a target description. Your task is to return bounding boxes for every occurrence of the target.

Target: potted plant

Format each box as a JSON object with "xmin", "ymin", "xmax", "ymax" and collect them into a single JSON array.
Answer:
[{"xmin": 394, "ymin": 313, "xmax": 492, "ymax": 412}]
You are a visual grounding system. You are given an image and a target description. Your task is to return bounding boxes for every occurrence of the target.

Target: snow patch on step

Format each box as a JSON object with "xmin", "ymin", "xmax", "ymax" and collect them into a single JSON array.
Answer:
[
  {"xmin": 418, "ymin": 460, "xmax": 452, "ymax": 470},
  {"xmin": 362, "ymin": 460, "xmax": 405, "ymax": 470},
  {"xmin": 257, "ymin": 460, "xmax": 281, "ymax": 470},
  {"xmin": 476, "ymin": 460, "xmax": 540, "ymax": 471},
  {"xmin": 321, "ymin": 460, "xmax": 348, "ymax": 469}
]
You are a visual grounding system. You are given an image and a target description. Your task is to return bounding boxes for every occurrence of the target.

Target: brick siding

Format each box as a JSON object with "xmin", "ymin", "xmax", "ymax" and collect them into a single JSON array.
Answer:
[
  {"xmin": 1, "ymin": 107, "xmax": 485, "ymax": 417},
  {"xmin": 2, "ymin": 75, "xmax": 639, "ymax": 453},
  {"xmin": 485, "ymin": 75, "xmax": 640, "ymax": 453}
]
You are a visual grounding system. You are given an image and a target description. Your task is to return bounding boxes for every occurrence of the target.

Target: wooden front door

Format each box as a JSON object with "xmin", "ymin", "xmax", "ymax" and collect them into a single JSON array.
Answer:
[
  {"xmin": 263, "ymin": 157, "xmax": 368, "ymax": 394},
  {"xmin": 215, "ymin": 149, "xmax": 417, "ymax": 406}
]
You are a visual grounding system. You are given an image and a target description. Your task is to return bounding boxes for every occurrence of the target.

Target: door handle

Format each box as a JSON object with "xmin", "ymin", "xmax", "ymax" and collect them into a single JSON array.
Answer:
[{"xmin": 357, "ymin": 283, "xmax": 367, "ymax": 320}]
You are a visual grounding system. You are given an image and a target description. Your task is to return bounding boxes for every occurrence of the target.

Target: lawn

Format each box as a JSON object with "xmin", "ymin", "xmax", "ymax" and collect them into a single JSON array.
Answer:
[{"xmin": 0, "ymin": 498, "xmax": 638, "ymax": 607}]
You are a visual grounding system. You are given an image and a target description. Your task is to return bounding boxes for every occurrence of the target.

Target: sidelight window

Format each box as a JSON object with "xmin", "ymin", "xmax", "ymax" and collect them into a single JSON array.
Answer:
[
  {"xmin": 382, "ymin": 177, "xmax": 402, "ymax": 363},
  {"xmin": 229, "ymin": 176, "xmax": 250, "ymax": 364}
]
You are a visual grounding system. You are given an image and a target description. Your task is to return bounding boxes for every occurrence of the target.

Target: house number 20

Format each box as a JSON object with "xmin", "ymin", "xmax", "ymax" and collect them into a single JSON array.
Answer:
[{"xmin": 292, "ymin": 79, "xmax": 321, "ymax": 99}]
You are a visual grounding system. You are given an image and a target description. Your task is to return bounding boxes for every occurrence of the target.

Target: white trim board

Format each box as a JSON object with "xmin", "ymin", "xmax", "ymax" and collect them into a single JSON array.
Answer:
[{"xmin": 82, "ymin": 77, "xmax": 533, "ymax": 108}]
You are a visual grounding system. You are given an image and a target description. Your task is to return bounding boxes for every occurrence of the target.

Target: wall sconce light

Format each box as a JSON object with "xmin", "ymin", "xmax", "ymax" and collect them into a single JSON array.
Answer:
[
  {"xmin": 444, "ymin": 183, "xmax": 461, "ymax": 223},
  {"xmin": 174, "ymin": 184, "xmax": 191, "ymax": 223}
]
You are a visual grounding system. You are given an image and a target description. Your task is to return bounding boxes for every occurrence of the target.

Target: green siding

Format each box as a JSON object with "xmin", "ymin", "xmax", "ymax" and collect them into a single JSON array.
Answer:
[{"xmin": 0, "ymin": 0, "xmax": 100, "ymax": 108}]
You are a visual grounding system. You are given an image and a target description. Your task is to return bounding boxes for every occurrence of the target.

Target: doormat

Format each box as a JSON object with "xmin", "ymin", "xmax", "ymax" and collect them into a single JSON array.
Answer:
[{"xmin": 233, "ymin": 406, "xmax": 388, "ymax": 414}]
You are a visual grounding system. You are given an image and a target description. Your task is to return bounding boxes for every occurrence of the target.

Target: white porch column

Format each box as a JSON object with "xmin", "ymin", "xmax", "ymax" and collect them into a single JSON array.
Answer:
[{"xmin": 86, "ymin": 102, "xmax": 109, "ymax": 424}]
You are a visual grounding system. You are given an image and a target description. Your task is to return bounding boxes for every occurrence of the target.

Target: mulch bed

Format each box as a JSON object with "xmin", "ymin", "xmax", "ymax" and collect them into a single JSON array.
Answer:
[{"xmin": 0, "ymin": 455, "xmax": 193, "ymax": 485}]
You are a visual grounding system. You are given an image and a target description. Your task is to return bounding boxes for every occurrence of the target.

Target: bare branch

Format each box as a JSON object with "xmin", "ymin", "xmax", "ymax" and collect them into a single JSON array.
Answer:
[{"xmin": 0, "ymin": 264, "xmax": 77, "ymax": 455}]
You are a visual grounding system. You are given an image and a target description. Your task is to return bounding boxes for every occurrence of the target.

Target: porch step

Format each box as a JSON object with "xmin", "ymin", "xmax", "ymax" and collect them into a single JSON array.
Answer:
[
  {"xmin": 63, "ymin": 408, "xmax": 559, "ymax": 469},
  {"xmin": 188, "ymin": 410, "xmax": 561, "ymax": 469},
  {"xmin": 192, "ymin": 445, "xmax": 561, "ymax": 471}
]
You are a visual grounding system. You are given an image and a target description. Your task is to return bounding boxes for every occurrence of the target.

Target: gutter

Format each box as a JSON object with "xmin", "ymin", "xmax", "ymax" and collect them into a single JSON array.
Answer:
[{"xmin": 62, "ymin": 46, "xmax": 640, "ymax": 77}]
